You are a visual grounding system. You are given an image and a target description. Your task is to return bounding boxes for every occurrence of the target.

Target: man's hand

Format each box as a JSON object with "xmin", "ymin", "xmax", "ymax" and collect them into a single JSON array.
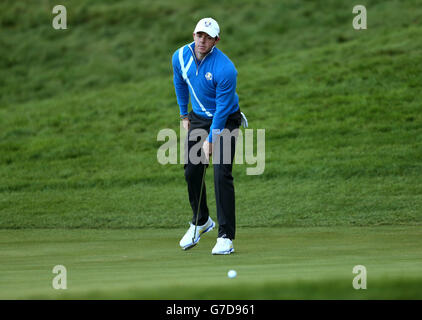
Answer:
[
  {"xmin": 182, "ymin": 118, "xmax": 190, "ymax": 131},
  {"xmin": 202, "ymin": 140, "xmax": 213, "ymax": 162}
]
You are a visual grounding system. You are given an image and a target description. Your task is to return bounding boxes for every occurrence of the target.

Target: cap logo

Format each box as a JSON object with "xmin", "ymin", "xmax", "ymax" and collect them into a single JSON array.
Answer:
[
  {"xmin": 204, "ymin": 21, "xmax": 211, "ymax": 27},
  {"xmin": 205, "ymin": 72, "xmax": 212, "ymax": 80}
]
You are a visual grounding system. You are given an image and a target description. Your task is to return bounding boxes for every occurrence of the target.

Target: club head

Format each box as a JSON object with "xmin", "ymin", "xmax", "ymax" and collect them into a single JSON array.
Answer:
[{"xmin": 183, "ymin": 242, "xmax": 198, "ymax": 250}]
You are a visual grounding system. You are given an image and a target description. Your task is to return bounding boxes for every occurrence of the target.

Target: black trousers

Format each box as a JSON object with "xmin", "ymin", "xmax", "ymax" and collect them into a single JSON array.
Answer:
[{"xmin": 184, "ymin": 110, "xmax": 241, "ymax": 240}]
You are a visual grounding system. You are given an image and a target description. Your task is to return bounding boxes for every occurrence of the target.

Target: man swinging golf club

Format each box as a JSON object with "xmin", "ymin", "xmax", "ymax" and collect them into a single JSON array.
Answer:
[{"xmin": 172, "ymin": 17, "xmax": 247, "ymax": 254}]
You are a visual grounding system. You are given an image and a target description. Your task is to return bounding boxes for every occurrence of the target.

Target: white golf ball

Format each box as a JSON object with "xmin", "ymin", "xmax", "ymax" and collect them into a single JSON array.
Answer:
[{"xmin": 227, "ymin": 270, "xmax": 237, "ymax": 279}]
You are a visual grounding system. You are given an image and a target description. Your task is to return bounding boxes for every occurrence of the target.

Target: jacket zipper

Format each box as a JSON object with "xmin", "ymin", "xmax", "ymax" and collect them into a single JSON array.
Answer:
[{"xmin": 189, "ymin": 45, "xmax": 214, "ymax": 76}]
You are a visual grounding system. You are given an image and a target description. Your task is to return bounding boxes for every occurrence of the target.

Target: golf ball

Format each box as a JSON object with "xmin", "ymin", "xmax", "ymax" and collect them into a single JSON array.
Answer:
[{"xmin": 227, "ymin": 270, "xmax": 237, "ymax": 278}]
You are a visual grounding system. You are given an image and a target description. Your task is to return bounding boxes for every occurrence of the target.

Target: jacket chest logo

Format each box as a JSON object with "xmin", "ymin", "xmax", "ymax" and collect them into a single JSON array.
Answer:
[{"xmin": 205, "ymin": 72, "xmax": 213, "ymax": 81}]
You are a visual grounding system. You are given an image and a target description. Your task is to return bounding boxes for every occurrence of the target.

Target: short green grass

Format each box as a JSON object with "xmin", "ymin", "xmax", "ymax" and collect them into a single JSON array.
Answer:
[{"xmin": 1, "ymin": 226, "xmax": 421, "ymax": 299}]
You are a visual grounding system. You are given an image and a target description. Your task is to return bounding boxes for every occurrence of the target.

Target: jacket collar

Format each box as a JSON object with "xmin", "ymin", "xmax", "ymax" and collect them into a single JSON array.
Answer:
[{"xmin": 188, "ymin": 42, "xmax": 216, "ymax": 60}]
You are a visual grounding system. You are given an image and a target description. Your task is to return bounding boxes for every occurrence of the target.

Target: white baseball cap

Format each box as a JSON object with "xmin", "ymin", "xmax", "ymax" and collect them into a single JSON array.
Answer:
[{"xmin": 194, "ymin": 18, "xmax": 220, "ymax": 38}]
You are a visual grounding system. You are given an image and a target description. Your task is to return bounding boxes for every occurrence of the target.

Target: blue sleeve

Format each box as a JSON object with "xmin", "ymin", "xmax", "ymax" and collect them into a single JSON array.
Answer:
[
  {"xmin": 172, "ymin": 50, "xmax": 189, "ymax": 116},
  {"xmin": 208, "ymin": 66, "xmax": 237, "ymax": 142}
]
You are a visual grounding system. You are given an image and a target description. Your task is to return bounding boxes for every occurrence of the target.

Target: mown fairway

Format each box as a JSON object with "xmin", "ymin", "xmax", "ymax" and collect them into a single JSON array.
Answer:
[
  {"xmin": 1, "ymin": 226, "xmax": 421, "ymax": 299},
  {"xmin": 1, "ymin": 0, "xmax": 421, "ymax": 299}
]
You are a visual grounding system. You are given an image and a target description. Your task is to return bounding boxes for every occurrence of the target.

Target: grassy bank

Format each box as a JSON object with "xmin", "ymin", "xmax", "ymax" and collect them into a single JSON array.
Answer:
[{"xmin": 1, "ymin": 1, "xmax": 421, "ymax": 228}]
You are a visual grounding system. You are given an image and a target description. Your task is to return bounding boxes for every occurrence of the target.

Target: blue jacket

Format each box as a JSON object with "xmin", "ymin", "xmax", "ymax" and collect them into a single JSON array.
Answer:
[{"xmin": 172, "ymin": 42, "xmax": 240, "ymax": 142}]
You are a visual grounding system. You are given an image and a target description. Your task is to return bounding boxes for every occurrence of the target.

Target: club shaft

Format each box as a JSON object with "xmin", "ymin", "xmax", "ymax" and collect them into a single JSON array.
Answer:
[{"xmin": 193, "ymin": 164, "xmax": 207, "ymax": 242}]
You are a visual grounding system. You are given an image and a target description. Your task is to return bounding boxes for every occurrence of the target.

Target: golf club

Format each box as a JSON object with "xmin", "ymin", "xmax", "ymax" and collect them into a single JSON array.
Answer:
[{"xmin": 191, "ymin": 163, "xmax": 207, "ymax": 248}]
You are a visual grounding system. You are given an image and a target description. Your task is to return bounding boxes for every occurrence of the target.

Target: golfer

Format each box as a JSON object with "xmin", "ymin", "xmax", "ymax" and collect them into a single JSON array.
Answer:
[{"xmin": 172, "ymin": 17, "xmax": 246, "ymax": 254}]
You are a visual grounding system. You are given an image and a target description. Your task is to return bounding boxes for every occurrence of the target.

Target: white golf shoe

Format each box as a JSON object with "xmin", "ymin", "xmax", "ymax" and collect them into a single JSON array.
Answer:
[
  {"xmin": 179, "ymin": 217, "xmax": 215, "ymax": 250},
  {"xmin": 212, "ymin": 237, "xmax": 234, "ymax": 255}
]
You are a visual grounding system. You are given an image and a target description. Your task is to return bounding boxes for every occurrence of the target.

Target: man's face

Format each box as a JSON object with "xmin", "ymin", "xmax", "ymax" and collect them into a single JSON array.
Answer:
[{"xmin": 193, "ymin": 32, "xmax": 219, "ymax": 55}]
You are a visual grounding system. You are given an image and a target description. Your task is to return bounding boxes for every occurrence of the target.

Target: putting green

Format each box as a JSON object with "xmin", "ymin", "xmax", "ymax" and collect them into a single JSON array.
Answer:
[{"xmin": 1, "ymin": 226, "xmax": 421, "ymax": 299}]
